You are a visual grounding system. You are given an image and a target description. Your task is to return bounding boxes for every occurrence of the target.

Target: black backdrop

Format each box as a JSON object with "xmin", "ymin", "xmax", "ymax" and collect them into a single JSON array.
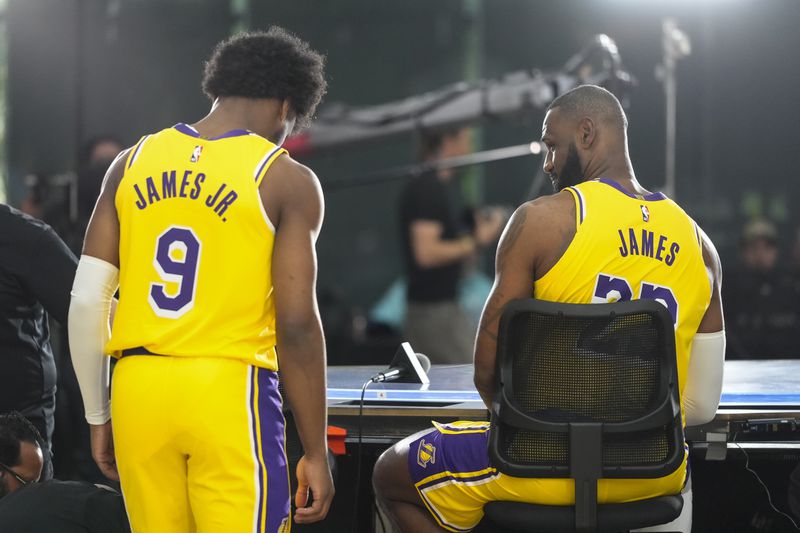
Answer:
[{"xmin": 7, "ymin": 0, "xmax": 800, "ymax": 311}]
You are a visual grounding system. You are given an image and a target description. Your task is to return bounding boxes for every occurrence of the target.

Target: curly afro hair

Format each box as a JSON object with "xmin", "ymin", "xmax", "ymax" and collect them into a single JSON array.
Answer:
[{"xmin": 202, "ymin": 27, "xmax": 327, "ymax": 131}]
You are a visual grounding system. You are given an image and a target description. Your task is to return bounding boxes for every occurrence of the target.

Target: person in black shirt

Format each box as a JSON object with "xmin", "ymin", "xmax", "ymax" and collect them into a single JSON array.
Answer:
[
  {"xmin": 398, "ymin": 127, "xmax": 504, "ymax": 363},
  {"xmin": 0, "ymin": 481, "xmax": 131, "ymax": 533},
  {"xmin": 0, "ymin": 204, "xmax": 78, "ymax": 478},
  {"xmin": 0, "ymin": 412, "xmax": 129, "ymax": 532}
]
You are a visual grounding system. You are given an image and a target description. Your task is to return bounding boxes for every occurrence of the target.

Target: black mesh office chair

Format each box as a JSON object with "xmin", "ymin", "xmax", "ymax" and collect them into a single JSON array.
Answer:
[{"xmin": 483, "ymin": 299, "xmax": 686, "ymax": 533}]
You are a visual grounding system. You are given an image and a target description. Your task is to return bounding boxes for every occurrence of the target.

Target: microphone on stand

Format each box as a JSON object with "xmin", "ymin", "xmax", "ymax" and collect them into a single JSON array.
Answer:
[{"xmin": 371, "ymin": 342, "xmax": 431, "ymax": 384}]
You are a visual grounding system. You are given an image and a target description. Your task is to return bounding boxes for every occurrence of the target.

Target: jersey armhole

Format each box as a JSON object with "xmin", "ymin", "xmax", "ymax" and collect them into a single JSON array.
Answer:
[
  {"xmin": 124, "ymin": 135, "xmax": 150, "ymax": 170},
  {"xmin": 693, "ymin": 221, "xmax": 714, "ymax": 299},
  {"xmin": 254, "ymin": 146, "xmax": 287, "ymax": 187},
  {"xmin": 114, "ymin": 138, "xmax": 148, "ymax": 212},
  {"xmin": 564, "ymin": 186, "xmax": 585, "ymax": 227},
  {"xmin": 253, "ymin": 146, "xmax": 286, "ymax": 234},
  {"xmin": 693, "ymin": 221, "xmax": 703, "ymax": 247}
]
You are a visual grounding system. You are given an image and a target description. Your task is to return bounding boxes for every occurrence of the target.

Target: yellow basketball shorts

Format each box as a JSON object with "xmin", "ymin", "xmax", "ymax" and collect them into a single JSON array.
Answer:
[
  {"xmin": 407, "ymin": 421, "xmax": 687, "ymax": 532},
  {"xmin": 111, "ymin": 355, "xmax": 291, "ymax": 533}
]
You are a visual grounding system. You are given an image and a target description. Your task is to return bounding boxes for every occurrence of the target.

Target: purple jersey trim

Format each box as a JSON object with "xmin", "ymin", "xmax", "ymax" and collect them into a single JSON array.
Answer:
[
  {"xmin": 173, "ymin": 123, "xmax": 251, "ymax": 140},
  {"xmin": 120, "ymin": 346, "xmax": 159, "ymax": 357},
  {"xmin": 596, "ymin": 178, "xmax": 667, "ymax": 201},
  {"xmin": 567, "ymin": 186, "xmax": 585, "ymax": 224},
  {"xmin": 173, "ymin": 123, "xmax": 199, "ymax": 137},
  {"xmin": 210, "ymin": 128, "xmax": 252, "ymax": 140},
  {"xmin": 127, "ymin": 135, "xmax": 150, "ymax": 169},
  {"xmin": 254, "ymin": 145, "xmax": 284, "ymax": 183}
]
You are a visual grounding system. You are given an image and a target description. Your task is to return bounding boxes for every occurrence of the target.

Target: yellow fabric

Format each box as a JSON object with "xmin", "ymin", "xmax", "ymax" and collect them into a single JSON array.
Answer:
[
  {"xmin": 415, "ymin": 424, "xmax": 686, "ymax": 532},
  {"xmin": 535, "ymin": 180, "xmax": 712, "ymax": 415},
  {"xmin": 108, "ymin": 126, "xmax": 285, "ymax": 370},
  {"xmin": 111, "ymin": 356, "xmax": 291, "ymax": 533}
]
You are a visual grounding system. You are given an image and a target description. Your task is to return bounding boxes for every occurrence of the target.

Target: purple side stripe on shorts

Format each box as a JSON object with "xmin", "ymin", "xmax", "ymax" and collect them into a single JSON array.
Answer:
[
  {"xmin": 256, "ymin": 368, "xmax": 291, "ymax": 533},
  {"xmin": 249, "ymin": 367, "xmax": 266, "ymax": 532},
  {"xmin": 416, "ymin": 469, "xmax": 499, "ymax": 492}
]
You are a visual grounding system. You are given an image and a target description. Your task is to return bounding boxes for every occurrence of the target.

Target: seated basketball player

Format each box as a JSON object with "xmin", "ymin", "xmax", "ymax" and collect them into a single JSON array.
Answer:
[
  {"xmin": 68, "ymin": 28, "xmax": 332, "ymax": 532},
  {"xmin": 372, "ymin": 85, "xmax": 726, "ymax": 532}
]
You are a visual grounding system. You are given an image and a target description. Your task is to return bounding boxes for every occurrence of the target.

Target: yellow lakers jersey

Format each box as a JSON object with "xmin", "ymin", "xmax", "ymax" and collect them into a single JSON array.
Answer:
[
  {"xmin": 535, "ymin": 179, "xmax": 712, "ymax": 411},
  {"xmin": 107, "ymin": 123, "xmax": 286, "ymax": 370}
]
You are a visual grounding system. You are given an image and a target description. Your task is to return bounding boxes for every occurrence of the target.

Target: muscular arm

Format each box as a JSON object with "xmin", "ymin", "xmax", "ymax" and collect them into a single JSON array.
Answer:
[
  {"xmin": 473, "ymin": 193, "xmax": 574, "ymax": 409},
  {"xmin": 683, "ymin": 228, "xmax": 726, "ymax": 426},
  {"xmin": 81, "ymin": 151, "xmax": 126, "ymax": 265},
  {"xmin": 262, "ymin": 155, "xmax": 332, "ymax": 521},
  {"xmin": 68, "ymin": 150, "xmax": 126, "ymax": 419},
  {"xmin": 697, "ymin": 229, "xmax": 724, "ymax": 334},
  {"xmin": 264, "ymin": 155, "xmax": 327, "ymax": 459},
  {"xmin": 68, "ymin": 150, "xmax": 127, "ymax": 479}
]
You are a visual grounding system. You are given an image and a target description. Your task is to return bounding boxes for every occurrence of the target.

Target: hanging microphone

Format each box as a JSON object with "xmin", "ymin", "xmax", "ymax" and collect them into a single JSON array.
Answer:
[{"xmin": 371, "ymin": 342, "xmax": 431, "ymax": 384}]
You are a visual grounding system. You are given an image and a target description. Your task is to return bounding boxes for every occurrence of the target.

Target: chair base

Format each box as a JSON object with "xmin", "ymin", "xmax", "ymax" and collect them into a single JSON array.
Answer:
[{"xmin": 483, "ymin": 495, "xmax": 683, "ymax": 533}]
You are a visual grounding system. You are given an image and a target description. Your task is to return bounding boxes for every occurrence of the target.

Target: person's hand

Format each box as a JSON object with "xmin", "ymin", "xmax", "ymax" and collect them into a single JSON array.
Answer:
[
  {"xmin": 475, "ymin": 206, "xmax": 509, "ymax": 247},
  {"xmin": 294, "ymin": 454, "xmax": 334, "ymax": 524},
  {"xmin": 89, "ymin": 421, "xmax": 119, "ymax": 481}
]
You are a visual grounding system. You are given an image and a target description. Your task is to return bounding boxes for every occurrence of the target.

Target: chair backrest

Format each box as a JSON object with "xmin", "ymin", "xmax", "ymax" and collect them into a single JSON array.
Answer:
[{"xmin": 487, "ymin": 298, "xmax": 685, "ymax": 529}]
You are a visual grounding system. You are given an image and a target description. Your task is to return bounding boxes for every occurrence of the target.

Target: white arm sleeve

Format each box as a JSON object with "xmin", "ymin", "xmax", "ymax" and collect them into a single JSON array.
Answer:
[
  {"xmin": 682, "ymin": 330, "xmax": 726, "ymax": 427},
  {"xmin": 68, "ymin": 255, "xmax": 119, "ymax": 425}
]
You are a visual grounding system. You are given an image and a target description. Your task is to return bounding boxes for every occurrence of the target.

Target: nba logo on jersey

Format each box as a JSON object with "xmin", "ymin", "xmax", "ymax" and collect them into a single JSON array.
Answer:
[
  {"xmin": 641, "ymin": 205, "xmax": 650, "ymax": 222},
  {"xmin": 190, "ymin": 145, "xmax": 203, "ymax": 162}
]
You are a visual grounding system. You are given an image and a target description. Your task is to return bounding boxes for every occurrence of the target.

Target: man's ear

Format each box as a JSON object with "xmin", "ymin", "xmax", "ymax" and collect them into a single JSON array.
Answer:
[
  {"xmin": 577, "ymin": 116, "xmax": 596, "ymax": 149},
  {"xmin": 279, "ymin": 99, "xmax": 291, "ymax": 122}
]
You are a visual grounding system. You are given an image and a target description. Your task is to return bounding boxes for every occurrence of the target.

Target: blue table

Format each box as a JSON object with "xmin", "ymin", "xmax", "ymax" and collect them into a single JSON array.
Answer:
[{"xmin": 326, "ymin": 361, "xmax": 800, "ymax": 446}]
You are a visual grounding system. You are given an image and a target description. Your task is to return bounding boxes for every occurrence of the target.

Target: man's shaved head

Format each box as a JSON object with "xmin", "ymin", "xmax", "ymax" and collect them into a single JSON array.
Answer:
[
  {"xmin": 540, "ymin": 85, "xmax": 633, "ymax": 191},
  {"xmin": 547, "ymin": 85, "xmax": 628, "ymax": 134}
]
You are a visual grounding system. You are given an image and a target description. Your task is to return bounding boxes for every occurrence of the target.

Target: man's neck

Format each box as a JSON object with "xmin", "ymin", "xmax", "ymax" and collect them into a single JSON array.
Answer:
[
  {"xmin": 583, "ymin": 156, "xmax": 650, "ymax": 196},
  {"xmin": 191, "ymin": 98, "xmax": 266, "ymax": 138}
]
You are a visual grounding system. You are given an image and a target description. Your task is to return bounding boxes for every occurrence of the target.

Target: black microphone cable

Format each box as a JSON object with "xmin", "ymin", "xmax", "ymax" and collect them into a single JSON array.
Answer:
[
  {"xmin": 351, "ymin": 359, "xmax": 427, "ymax": 531},
  {"xmin": 351, "ymin": 377, "xmax": 374, "ymax": 533}
]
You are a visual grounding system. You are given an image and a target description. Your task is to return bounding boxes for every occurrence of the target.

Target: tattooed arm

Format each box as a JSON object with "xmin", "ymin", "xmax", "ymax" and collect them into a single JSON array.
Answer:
[{"xmin": 473, "ymin": 192, "xmax": 576, "ymax": 409}]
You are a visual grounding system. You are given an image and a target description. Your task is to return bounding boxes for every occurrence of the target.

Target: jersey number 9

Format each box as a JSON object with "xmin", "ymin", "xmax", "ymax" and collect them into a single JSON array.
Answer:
[{"xmin": 148, "ymin": 226, "xmax": 202, "ymax": 318}]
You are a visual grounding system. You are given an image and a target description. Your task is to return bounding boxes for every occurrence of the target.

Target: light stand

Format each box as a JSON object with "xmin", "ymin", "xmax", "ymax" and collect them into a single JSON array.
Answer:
[{"xmin": 658, "ymin": 18, "xmax": 692, "ymax": 200}]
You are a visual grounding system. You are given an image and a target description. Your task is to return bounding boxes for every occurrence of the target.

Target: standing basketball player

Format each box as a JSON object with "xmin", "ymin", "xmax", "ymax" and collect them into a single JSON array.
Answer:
[
  {"xmin": 373, "ymin": 85, "xmax": 725, "ymax": 532},
  {"xmin": 68, "ymin": 28, "xmax": 332, "ymax": 532}
]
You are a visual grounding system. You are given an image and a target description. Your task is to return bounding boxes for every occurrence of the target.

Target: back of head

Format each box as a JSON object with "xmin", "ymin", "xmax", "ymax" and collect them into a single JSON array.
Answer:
[
  {"xmin": 547, "ymin": 84, "xmax": 628, "ymax": 137},
  {"xmin": 202, "ymin": 26, "xmax": 327, "ymax": 131},
  {"xmin": 0, "ymin": 412, "xmax": 41, "ymax": 466}
]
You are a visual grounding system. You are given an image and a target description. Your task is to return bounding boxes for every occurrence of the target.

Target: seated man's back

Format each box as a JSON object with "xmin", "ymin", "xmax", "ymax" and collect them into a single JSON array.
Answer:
[{"xmin": 373, "ymin": 85, "xmax": 725, "ymax": 533}]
